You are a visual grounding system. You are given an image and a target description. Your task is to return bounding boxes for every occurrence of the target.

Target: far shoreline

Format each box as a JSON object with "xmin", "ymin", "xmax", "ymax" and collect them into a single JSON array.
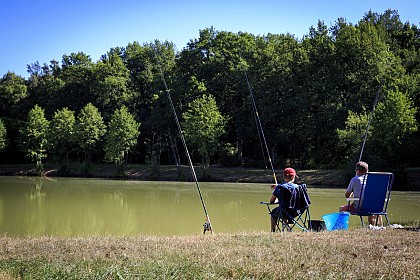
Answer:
[
  {"xmin": 0, "ymin": 163, "xmax": 349, "ymax": 186},
  {"xmin": 1, "ymin": 163, "xmax": 419, "ymax": 190}
]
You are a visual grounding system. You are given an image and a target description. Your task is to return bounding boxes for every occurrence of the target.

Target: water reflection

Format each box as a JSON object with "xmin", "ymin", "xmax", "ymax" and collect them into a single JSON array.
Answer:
[{"xmin": 0, "ymin": 176, "xmax": 418, "ymax": 236}]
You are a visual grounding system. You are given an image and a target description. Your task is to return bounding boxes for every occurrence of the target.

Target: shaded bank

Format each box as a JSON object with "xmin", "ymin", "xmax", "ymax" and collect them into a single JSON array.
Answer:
[{"xmin": 0, "ymin": 164, "xmax": 349, "ymax": 186}]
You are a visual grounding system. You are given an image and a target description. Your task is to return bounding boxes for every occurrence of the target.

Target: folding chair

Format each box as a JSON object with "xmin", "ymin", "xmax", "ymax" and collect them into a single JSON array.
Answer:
[
  {"xmin": 346, "ymin": 172, "xmax": 394, "ymax": 227},
  {"xmin": 261, "ymin": 183, "xmax": 311, "ymax": 232}
]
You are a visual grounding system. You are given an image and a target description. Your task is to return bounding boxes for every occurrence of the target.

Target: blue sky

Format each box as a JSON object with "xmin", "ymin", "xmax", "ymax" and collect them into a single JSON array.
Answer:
[{"xmin": 1, "ymin": 0, "xmax": 419, "ymax": 78}]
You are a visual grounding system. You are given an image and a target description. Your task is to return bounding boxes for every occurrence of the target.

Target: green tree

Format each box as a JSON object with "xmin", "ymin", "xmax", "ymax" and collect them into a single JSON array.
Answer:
[
  {"xmin": 0, "ymin": 119, "xmax": 6, "ymax": 152},
  {"xmin": 336, "ymin": 111, "xmax": 369, "ymax": 163},
  {"xmin": 338, "ymin": 89, "xmax": 418, "ymax": 170},
  {"xmin": 135, "ymin": 41, "xmax": 182, "ymax": 176},
  {"xmin": 26, "ymin": 64, "xmax": 65, "ymax": 118},
  {"xmin": 93, "ymin": 50, "xmax": 133, "ymax": 118},
  {"xmin": 278, "ymin": 20, "xmax": 339, "ymax": 167},
  {"xmin": 75, "ymin": 103, "xmax": 106, "ymax": 172},
  {"xmin": 104, "ymin": 106, "xmax": 140, "ymax": 171},
  {"xmin": 57, "ymin": 52, "xmax": 95, "ymax": 113},
  {"xmin": 48, "ymin": 108, "xmax": 76, "ymax": 175},
  {"xmin": 122, "ymin": 41, "xmax": 175, "ymax": 110},
  {"xmin": 243, "ymin": 33, "xmax": 304, "ymax": 166},
  {"xmin": 369, "ymin": 89, "xmax": 418, "ymax": 168},
  {"xmin": 0, "ymin": 72, "xmax": 28, "ymax": 119},
  {"xmin": 182, "ymin": 94, "xmax": 226, "ymax": 178},
  {"xmin": 177, "ymin": 29, "xmax": 257, "ymax": 165},
  {"xmin": 19, "ymin": 105, "xmax": 50, "ymax": 174}
]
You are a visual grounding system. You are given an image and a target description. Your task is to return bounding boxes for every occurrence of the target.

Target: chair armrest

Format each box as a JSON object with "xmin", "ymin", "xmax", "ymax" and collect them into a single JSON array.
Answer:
[
  {"xmin": 260, "ymin": 202, "xmax": 279, "ymax": 205},
  {"xmin": 346, "ymin": 197, "xmax": 359, "ymax": 202}
]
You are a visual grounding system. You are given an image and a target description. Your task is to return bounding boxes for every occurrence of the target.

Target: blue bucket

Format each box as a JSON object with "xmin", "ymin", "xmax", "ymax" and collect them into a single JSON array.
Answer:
[{"xmin": 322, "ymin": 212, "xmax": 350, "ymax": 231}]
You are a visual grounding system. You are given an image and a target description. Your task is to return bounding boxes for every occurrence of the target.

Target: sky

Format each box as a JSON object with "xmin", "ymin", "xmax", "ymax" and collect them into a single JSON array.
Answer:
[{"xmin": 1, "ymin": 0, "xmax": 419, "ymax": 78}]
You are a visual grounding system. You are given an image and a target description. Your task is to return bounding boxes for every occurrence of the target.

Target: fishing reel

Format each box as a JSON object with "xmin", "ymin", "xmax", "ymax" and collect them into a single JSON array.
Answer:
[{"xmin": 203, "ymin": 220, "xmax": 212, "ymax": 234}]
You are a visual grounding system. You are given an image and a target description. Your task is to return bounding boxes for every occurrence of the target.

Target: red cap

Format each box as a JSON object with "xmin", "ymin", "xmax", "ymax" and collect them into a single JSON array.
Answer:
[{"xmin": 283, "ymin": 167, "xmax": 297, "ymax": 177}]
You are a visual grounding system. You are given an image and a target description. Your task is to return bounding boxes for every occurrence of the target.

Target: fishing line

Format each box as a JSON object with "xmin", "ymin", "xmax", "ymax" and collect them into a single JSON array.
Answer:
[
  {"xmin": 359, "ymin": 82, "xmax": 384, "ymax": 162},
  {"xmin": 154, "ymin": 49, "xmax": 213, "ymax": 234},
  {"xmin": 254, "ymin": 107, "xmax": 269, "ymax": 170},
  {"xmin": 243, "ymin": 68, "xmax": 278, "ymax": 185}
]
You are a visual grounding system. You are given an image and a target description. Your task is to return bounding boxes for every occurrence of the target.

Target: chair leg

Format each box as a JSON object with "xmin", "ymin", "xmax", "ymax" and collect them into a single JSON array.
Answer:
[
  {"xmin": 283, "ymin": 221, "xmax": 293, "ymax": 232},
  {"xmin": 305, "ymin": 210, "xmax": 310, "ymax": 231},
  {"xmin": 271, "ymin": 215, "xmax": 285, "ymax": 232},
  {"xmin": 270, "ymin": 208, "xmax": 311, "ymax": 232},
  {"xmin": 282, "ymin": 211, "xmax": 310, "ymax": 232},
  {"xmin": 277, "ymin": 219, "xmax": 283, "ymax": 232},
  {"xmin": 384, "ymin": 214, "xmax": 390, "ymax": 227},
  {"xmin": 359, "ymin": 216, "xmax": 364, "ymax": 227}
]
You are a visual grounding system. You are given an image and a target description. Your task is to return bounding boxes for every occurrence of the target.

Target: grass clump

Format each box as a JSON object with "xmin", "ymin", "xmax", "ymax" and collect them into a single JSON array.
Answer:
[{"xmin": 0, "ymin": 229, "xmax": 418, "ymax": 279}]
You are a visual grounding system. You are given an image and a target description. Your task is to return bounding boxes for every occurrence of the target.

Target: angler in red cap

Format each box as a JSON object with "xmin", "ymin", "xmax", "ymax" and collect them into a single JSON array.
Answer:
[{"xmin": 269, "ymin": 167, "xmax": 299, "ymax": 232}]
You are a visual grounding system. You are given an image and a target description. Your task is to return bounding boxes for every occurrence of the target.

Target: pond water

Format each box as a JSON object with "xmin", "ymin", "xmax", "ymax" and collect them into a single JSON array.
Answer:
[{"xmin": 0, "ymin": 176, "xmax": 418, "ymax": 236}]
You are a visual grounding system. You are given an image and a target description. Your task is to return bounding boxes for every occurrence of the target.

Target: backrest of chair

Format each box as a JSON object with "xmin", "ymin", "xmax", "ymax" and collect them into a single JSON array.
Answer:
[
  {"xmin": 359, "ymin": 172, "xmax": 393, "ymax": 213},
  {"xmin": 277, "ymin": 183, "xmax": 295, "ymax": 208},
  {"xmin": 276, "ymin": 183, "xmax": 311, "ymax": 218},
  {"xmin": 277, "ymin": 183, "xmax": 311, "ymax": 211},
  {"xmin": 296, "ymin": 184, "xmax": 311, "ymax": 209}
]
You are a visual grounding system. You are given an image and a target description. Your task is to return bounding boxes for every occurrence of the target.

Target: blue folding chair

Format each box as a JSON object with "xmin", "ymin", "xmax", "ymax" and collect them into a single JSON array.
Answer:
[
  {"xmin": 347, "ymin": 172, "xmax": 394, "ymax": 226},
  {"xmin": 261, "ymin": 184, "xmax": 311, "ymax": 232}
]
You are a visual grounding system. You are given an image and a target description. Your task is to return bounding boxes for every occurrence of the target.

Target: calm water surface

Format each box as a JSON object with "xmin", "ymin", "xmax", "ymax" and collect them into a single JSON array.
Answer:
[{"xmin": 0, "ymin": 176, "xmax": 418, "ymax": 236}]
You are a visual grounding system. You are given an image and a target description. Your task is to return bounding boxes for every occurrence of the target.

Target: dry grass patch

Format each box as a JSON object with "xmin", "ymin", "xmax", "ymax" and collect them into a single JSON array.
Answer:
[{"xmin": 0, "ymin": 229, "xmax": 418, "ymax": 279}]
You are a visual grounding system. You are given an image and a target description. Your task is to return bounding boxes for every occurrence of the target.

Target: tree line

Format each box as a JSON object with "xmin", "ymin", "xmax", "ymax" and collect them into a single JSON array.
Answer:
[{"xmin": 0, "ymin": 9, "xmax": 419, "ymax": 179}]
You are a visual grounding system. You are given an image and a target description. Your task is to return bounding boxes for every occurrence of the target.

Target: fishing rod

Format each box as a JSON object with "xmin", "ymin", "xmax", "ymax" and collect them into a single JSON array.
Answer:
[
  {"xmin": 358, "ymin": 83, "xmax": 384, "ymax": 162},
  {"xmin": 243, "ymin": 68, "xmax": 278, "ymax": 185},
  {"xmin": 154, "ymin": 49, "xmax": 213, "ymax": 235}
]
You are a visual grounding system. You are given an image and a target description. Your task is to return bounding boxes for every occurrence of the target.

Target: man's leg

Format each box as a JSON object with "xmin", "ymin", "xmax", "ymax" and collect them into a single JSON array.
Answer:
[
  {"xmin": 271, "ymin": 215, "xmax": 277, "ymax": 232},
  {"xmin": 368, "ymin": 215, "xmax": 383, "ymax": 226},
  {"xmin": 339, "ymin": 204, "xmax": 350, "ymax": 212},
  {"xmin": 340, "ymin": 203, "xmax": 356, "ymax": 212}
]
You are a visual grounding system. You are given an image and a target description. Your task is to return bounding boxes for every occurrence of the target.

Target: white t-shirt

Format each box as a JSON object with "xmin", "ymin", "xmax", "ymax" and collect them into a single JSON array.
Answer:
[{"xmin": 346, "ymin": 174, "xmax": 368, "ymax": 208}]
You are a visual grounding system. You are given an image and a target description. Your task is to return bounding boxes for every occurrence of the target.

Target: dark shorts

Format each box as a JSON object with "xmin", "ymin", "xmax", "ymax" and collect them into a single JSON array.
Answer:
[{"xmin": 270, "ymin": 206, "xmax": 294, "ymax": 224}]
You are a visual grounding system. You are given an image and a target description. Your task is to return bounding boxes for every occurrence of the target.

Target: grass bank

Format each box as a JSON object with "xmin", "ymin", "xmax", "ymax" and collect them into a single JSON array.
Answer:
[{"xmin": 0, "ymin": 229, "xmax": 418, "ymax": 279}]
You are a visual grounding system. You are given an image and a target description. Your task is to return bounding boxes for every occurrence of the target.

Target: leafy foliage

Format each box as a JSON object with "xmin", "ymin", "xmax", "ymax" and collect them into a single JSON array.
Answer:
[
  {"xmin": 182, "ymin": 94, "xmax": 226, "ymax": 177},
  {"xmin": 0, "ymin": 9, "xmax": 419, "ymax": 174},
  {"xmin": 0, "ymin": 72, "xmax": 28, "ymax": 119},
  {"xmin": 48, "ymin": 108, "xmax": 76, "ymax": 175},
  {"xmin": 75, "ymin": 103, "xmax": 107, "ymax": 170},
  {"xmin": 104, "ymin": 106, "xmax": 140, "ymax": 166},
  {"xmin": 369, "ymin": 89, "xmax": 418, "ymax": 168},
  {"xmin": 337, "ymin": 111, "xmax": 369, "ymax": 162},
  {"xmin": 0, "ymin": 119, "xmax": 6, "ymax": 151},
  {"xmin": 19, "ymin": 105, "xmax": 49, "ymax": 174}
]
